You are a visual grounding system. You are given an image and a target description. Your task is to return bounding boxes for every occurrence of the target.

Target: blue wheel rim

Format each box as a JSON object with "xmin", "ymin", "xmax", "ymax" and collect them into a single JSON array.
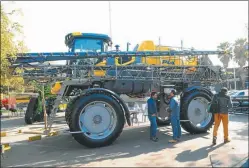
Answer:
[
  {"xmin": 187, "ymin": 97, "xmax": 212, "ymax": 128},
  {"xmin": 78, "ymin": 101, "xmax": 117, "ymax": 140}
]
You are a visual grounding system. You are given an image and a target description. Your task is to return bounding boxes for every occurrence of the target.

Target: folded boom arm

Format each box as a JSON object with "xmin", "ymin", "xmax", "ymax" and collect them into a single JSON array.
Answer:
[{"xmin": 10, "ymin": 50, "xmax": 226, "ymax": 64}]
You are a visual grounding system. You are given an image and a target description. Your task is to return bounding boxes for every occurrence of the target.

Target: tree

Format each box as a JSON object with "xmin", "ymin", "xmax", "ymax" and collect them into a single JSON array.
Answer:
[
  {"xmin": 233, "ymin": 38, "xmax": 248, "ymax": 89},
  {"xmin": 217, "ymin": 42, "xmax": 233, "ymax": 88},
  {"xmin": 28, "ymin": 80, "xmax": 56, "ymax": 98},
  {"xmin": 217, "ymin": 42, "xmax": 233, "ymax": 70},
  {"xmin": 1, "ymin": 4, "xmax": 27, "ymax": 93}
]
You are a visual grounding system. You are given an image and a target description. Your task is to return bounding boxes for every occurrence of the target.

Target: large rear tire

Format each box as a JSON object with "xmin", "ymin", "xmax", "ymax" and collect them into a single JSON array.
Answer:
[
  {"xmin": 69, "ymin": 93, "xmax": 125, "ymax": 148},
  {"xmin": 180, "ymin": 89, "xmax": 214, "ymax": 134},
  {"xmin": 156, "ymin": 93, "xmax": 171, "ymax": 126},
  {"xmin": 65, "ymin": 97, "xmax": 79, "ymax": 126},
  {"xmin": 25, "ymin": 97, "xmax": 38, "ymax": 124},
  {"xmin": 156, "ymin": 117, "xmax": 170, "ymax": 126}
]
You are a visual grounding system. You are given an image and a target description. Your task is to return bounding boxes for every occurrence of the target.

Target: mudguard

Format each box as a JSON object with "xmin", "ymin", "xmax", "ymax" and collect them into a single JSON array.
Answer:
[
  {"xmin": 82, "ymin": 88, "xmax": 131, "ymax": 126},
  {"xmin": 183, "ymin": 86, "xmax": 213, "ymax": 97}
]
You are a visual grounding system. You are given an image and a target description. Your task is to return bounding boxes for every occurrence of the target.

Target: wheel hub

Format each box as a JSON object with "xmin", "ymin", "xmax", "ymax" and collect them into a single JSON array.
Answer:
[
  {"xmin": 79, "ymin": 101, "xmax": 117, "ymax": 140},
  {"xmin": 93, "ymin": 115, "xmax": 102, "ymax": 124},
  {"xmin": 187, "ymin": 97, "xmax": 212, "ymax": 127},
  {"xmin": 195, "ymin": 108, "xmax": 202, "ymax": 117}
]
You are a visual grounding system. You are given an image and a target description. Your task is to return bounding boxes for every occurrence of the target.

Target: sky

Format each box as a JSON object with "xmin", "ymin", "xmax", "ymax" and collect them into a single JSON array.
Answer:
[{"xmin": 2, "ymin": 1, "xmax": 248, "ymax": 68}]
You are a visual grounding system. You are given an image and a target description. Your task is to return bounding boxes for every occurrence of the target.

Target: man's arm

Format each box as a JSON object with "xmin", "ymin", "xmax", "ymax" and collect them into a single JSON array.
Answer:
[
  {"xmin": 147, "ymin": 99, "xmax": 156, "ymax": 115},
  {"xmin": 147, "ymin": 99, "xmax": 152, "ymax": 115},
  {"xmin": 152, "ymin": 100, "xmax": 157, "ymax": 116},
  {"xmin": 228, "ymin": 96, "xmax": 233, "ymax": 109},
  {"xmin": 210, "ymin": 94, "xmax": 217, "ymax": 104},
  {"xmin": 169, "ymin": 98, "xmax": 176, "ymax": 110}
]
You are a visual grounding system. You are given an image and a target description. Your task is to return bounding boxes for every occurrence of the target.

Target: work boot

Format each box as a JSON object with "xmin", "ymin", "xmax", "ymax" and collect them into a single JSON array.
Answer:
[
  {"xmin": 150, "ymin": 137, "xmax": 158, "ymax": 142},
  {"xmin": 168, "ymin": 139, "xmax": 178, "ymax": 143},
  {"xmin": 212, "ymin": 136, "xmax": 217, "ymax": 145},
  {"xmin": 224, "ymin": 139, "xmax": 231, "ymax": 143}
]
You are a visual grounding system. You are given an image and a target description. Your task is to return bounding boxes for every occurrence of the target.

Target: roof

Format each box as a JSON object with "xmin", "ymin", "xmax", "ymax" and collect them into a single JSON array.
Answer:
[{"xmin": 65, "ymin": 32, "xmax": 112, "ymax": 47}]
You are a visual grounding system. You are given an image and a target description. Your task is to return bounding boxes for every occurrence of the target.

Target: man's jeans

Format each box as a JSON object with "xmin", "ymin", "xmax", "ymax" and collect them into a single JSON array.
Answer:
[
  {"xmin": 171, "ymin": 116, "xmax": 181, "ymax": 140},
  {"xmin": 148, "ymin": 115, "xmax": 157, "ymax": 138}
]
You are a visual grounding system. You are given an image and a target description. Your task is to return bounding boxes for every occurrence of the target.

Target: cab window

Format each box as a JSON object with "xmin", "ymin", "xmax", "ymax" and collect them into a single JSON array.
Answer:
[
  {"xmin": 118, "ymin": 56, "xmax": 132, "ymax": 64},
  {"xmin": 74, "ymin": 39, "xmax": 102, "ymax": 52},
  {"xmin": 73, "ymin": 39, "xmax": 109, "ymax": 65}
]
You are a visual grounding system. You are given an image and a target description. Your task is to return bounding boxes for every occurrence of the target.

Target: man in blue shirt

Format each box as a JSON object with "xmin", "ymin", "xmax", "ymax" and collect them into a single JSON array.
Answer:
[
  {"xmin": 147, "ymin": 91, "xmax": 158, "ymax": 142},
  {"xmin": 168, "ymin": 89, "xmax": 181, "ymax": 143}
]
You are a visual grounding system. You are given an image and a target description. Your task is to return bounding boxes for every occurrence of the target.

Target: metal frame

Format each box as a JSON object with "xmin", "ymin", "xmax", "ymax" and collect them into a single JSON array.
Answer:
[
  {"xmin": 17, "ymin": 64, "xmax": 224, "ymax": 84},
  {"xmin": 9, "ymin": 50, "xmax": 232, "ymax": 135},
  {"xmin": 10, "ymin": 50, "xmax": 226, "ymax": 63}
]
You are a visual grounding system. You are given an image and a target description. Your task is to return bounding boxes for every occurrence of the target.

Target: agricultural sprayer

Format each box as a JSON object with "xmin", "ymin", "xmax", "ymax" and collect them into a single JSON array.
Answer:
[{"xmin": 8, "ymin": 32, "xmax": 230, "ymax": 148}]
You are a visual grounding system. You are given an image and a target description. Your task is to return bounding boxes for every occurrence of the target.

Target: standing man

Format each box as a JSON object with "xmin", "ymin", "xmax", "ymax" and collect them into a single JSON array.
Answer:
[
  {"xmin": 212, "ymin": 87, "xmax": 233, "ymax": 145},
  {"xmin": 147, "ymin": 91, "xmax": 158, "ymax": 142},
  {"xmin": 168, "ymin": 89, "xmax": 181, "ymax": 143}
]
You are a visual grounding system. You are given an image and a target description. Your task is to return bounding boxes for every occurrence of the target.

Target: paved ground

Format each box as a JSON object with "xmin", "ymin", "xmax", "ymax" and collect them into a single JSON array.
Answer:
[{"xmin": 1, "ymin": 113, "xmax": 248, "ymax": 167}]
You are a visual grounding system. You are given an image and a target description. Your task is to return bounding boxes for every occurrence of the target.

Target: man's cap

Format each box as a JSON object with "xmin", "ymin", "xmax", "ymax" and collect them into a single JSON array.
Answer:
[
  {"xmin": 171, "ymin": 89, "xmax": 177, "ymax": 95},
  {"xmin": 221, "ymin": 87, "xmax": 228, "ymax": 92},
  {"xmin": 150, "ymin": 91, "xmax": 157, "ymax": 97}
]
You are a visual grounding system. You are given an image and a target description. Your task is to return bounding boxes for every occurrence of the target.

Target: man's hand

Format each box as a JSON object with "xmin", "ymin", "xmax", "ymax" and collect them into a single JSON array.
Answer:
[
  {"xmin": 167, "ymin": 108, "xmax": 172, "ymax": 113},
  {"xmin": 151, "ymin": 114, "xmax": 156, "ymax": 116}
]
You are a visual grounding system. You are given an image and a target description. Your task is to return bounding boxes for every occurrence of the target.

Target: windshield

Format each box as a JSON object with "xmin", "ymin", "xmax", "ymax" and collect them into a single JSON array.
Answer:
[
  {"xmin": 74, "ymin": 39, "xmax": 103, "ymax": 52},
  {"xmin": 73, "ymin": 39, "xmax": 108, "ymax": 65}
]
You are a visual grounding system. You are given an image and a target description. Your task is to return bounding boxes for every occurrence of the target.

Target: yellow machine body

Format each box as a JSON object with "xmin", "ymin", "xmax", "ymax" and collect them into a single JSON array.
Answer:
[
  {"xmin": 51, "ymin": 82, "xmax": 62, "ymax": 95},
  {"xmin": 50, "ymin": 40, "xmax": 199, "ymax": 93},
  {"xmin": 88, "ymin": 40, "xmax": 198, "ymax": 77}
]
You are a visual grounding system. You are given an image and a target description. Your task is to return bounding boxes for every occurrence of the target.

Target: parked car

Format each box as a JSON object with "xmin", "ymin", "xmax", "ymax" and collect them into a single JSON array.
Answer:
[
  {"xmin": 230, "ymin": 90, "xmax": 248, "ymax": 98},
  {"xmin": 230, "ymin": 90, "xmax": 249, "ymax": 113},
  {"xmin": 228, "ymin": 90, "xmax": 238, "ymax": 96}
]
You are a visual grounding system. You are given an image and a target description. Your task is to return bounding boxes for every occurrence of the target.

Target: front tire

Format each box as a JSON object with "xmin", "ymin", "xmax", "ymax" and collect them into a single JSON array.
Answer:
[
  {"xmin": 180, "ymin": 89, "xmax": 214, "ymax": 134},
  {"xmin": 25, "ymin": 97, "xmax": 38, "ymax": 124},
  {"xmin": 156, "ymin": 116, "xmax": 170, "ymax": 126},
  {"xmin": 69, "ymin": 93, "xmax": 125, "ymax": 148},
  {"xmin": 65, "ymin": 97, "xmax": 79, "ymax": 126}
]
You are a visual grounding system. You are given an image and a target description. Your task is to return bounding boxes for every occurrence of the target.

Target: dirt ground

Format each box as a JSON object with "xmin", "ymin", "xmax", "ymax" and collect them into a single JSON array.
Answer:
[{"xmin": 1, "ymin": 113, "xmax": 248, "ymax": 167}]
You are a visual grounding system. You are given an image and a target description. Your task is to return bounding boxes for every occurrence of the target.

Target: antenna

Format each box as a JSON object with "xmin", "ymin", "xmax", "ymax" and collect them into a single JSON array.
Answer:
[
  {"xmin": 108, "ymin": 1, "xmax": 112, "ymax": 50},
  {"xmin": 181, "ymin": 39, "xmax": 183, "ymax": 51},
  {"xmin": 159, "ymin": 36, "xmax": 161, "ymax": 65}
]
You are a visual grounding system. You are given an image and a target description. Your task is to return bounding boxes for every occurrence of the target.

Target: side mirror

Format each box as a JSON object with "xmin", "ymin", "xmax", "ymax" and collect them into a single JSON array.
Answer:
[{"xmin": 108, "ymin": 41, "xmax": 113, "ymax": 47}]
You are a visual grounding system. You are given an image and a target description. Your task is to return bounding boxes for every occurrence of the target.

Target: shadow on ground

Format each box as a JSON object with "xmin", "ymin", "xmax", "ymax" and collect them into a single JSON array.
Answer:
[
  {"xmin": 1, "ymin": 114, "xmax": 248, "ymax": 167},
  {"xmin": 1, "ymin": 117, "xmax": 26, "ymax": 130},
  {"xmin": 1, "ymin": 125, "xmax": 211, "ymax": 167},
  {"xmin": 175, "ymin": 144, "xmax": 224, "ymax": 162},
  {"xmin": 232, "ymin": 124, "xmax": 249, "ymax": 141}
]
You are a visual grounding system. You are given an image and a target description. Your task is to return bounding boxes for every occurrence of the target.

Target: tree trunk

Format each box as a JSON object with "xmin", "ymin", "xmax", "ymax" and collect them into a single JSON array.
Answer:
[{"xmin": 239, "ymin": 67, "xmax": 246, "ymax": 89}]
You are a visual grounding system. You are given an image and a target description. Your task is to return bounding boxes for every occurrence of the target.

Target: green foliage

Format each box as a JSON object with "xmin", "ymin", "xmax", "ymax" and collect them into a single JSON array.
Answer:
[
  {"xmin": 217, "ymin": 42, "xmax": 233, "ymax": 69},
  {"xmin": 217, "ymin": 34, "xmax": 248, "ymax": 89},
  {"xmin": 1, "ymin": 4, "xmax": 27, "ymax": 92},
  {"xmin": 36, "ymin": 96, "xmax": 43, "ymax": 114},
  {"xmin": 28, "ymin": 80, "xmax": 55, "ymax": 98},
  {"xmin": 233, "ymin": 38, "xmax": 248, "ymax": 68}
]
